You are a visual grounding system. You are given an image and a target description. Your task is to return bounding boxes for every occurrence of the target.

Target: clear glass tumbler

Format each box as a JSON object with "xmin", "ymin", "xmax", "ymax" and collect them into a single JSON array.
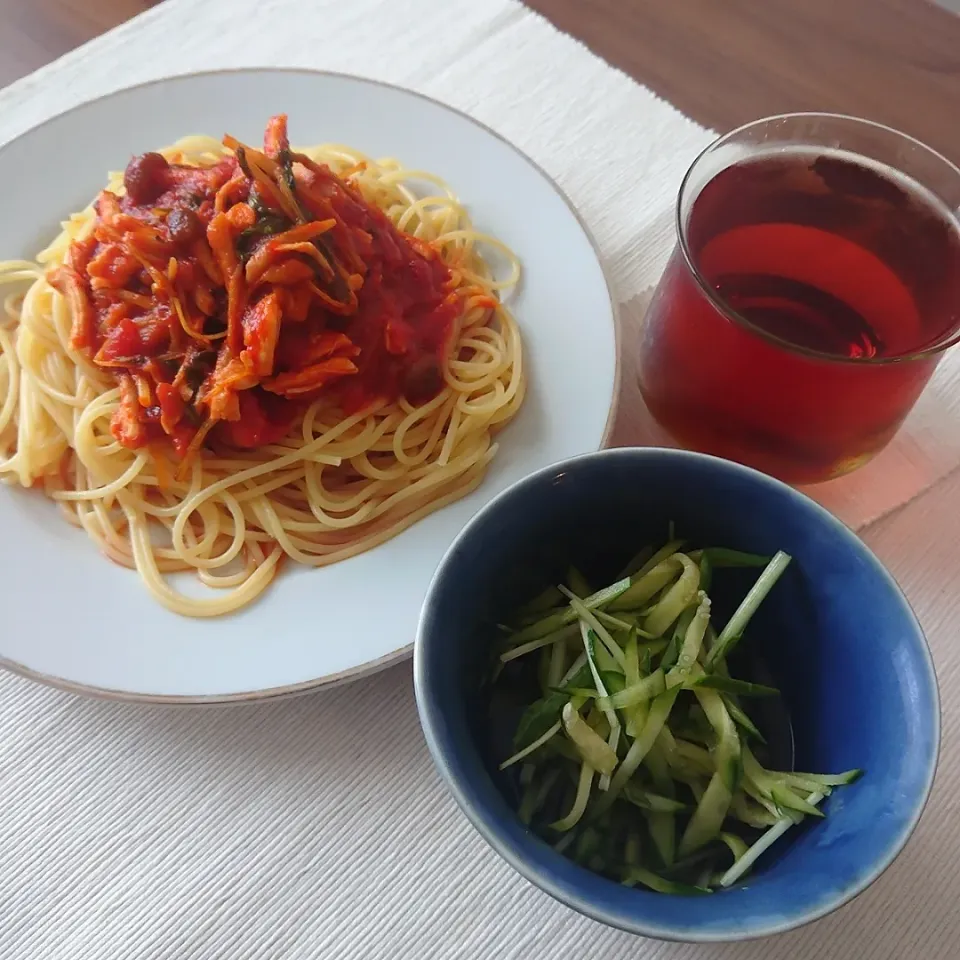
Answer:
[{"xmin": 638, "ymin": 113, "xmax": 960, "ymax": 484}]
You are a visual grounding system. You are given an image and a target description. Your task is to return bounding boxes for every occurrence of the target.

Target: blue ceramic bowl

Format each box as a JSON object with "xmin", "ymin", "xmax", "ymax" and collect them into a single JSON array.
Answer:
[{"xmin": 414, "ymin": 448, "xmax": 939, "ymax": 941}]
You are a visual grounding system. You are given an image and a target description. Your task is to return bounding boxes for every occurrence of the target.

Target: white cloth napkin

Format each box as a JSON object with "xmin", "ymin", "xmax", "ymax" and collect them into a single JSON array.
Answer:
[{"xmin": 0, "ymin": 2, "xmax": 958, "ymax": 960}]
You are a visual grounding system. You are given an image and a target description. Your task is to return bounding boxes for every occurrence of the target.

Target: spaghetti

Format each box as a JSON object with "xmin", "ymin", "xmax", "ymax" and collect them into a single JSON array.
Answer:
[{"xmin": 0, "ymin": 116, "xmax": 524, "ymax": 617}]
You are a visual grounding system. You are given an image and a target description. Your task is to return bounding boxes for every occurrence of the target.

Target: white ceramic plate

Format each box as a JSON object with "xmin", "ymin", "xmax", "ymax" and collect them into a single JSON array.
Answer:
[{"xmin": 0, "ymin": 70, "xmax": 617, "ymax": 702}]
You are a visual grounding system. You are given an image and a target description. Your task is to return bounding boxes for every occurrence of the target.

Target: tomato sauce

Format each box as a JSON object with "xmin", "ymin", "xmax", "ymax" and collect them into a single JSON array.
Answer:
[{"xmin": 49, "ymin": 115, "xmax": 462, "ymax": 455}]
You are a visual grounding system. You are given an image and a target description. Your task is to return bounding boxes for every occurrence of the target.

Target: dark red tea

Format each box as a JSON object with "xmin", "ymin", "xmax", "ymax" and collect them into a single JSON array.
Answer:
[{"xmin": 638, "ymin": 148, "xmax": 960, "ymax": 484}]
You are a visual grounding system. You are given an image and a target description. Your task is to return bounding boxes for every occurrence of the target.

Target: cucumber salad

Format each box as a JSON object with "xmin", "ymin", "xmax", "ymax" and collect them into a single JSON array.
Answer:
[{"xmin": 491, "ymin": 539, "xmax": 861, "ymax": 894}]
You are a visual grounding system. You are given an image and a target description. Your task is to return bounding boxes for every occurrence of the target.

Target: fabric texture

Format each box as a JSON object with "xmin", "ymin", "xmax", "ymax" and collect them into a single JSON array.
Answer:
[{"xmin": 0, "ymin": 1, "xmax": 957, "ymax": 957}]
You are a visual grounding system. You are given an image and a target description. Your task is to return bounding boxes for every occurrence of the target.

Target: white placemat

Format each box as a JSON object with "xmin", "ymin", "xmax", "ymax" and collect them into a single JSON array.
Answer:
[{"xmin": 0, "ymin": 1, "xmax": 958, "ymax": 958}]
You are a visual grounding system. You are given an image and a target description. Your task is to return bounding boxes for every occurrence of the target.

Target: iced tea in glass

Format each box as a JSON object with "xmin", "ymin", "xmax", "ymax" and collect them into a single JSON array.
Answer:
[{"xmin": 638, "ymin": 114, "xmax": 960, "ymax": 484}]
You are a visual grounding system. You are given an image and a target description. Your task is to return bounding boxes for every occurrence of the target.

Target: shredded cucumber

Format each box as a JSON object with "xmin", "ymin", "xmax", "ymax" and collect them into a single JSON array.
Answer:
[
  {"xmin": 562, "ymin": 701, "xmax": 618, "ymax": 776},
  {"xmin": 679, "ymin": 686, "xmax": 740, "ymax": 856},
  {"xmin": 719, "ymin": 830, "xmax": 749, "ymax": 862},
  {"xmin": 500, "ymin": 720, "xmax": 561, "ymax": 770},
  {"xmin": 628, "ymin": 539, "xmax": 684, "ymax": 583},
  {"xmin": 577, "ymin": 623, "xmax": 621, "ymax": 790},
  {"xmin": 781, "ymin": 768, "xmax": 862, "ymax": 788},
  {"xmin": 623, "ymin": 866, "xmax": 710, "ymax": 895},
  {"xmin": 499, "ymin": 621, "xmax": 580, "ymax": 664},
  {"xmin": 598, "ymin": 670, "xmax": 666, "ymax": 711},
  {"xmin": 723, "ymin": 695, "xmax": 767, "ymax": 742},
  {"xmin": 719, "ymin": 790, "xmax": 826, "ymax": 887},
  {"xmin": 621, "ymin": 782, "xmax": 689, "ymax": 813},
  {"xmin": 645, "ymin": 737, "xmax": 678, "ymax": 866},
  {"xmin": 705, "ymin": 551, "xmax": 791, "ymax": 668},
  {"xmin": 689, "ymin": 674, "xmax": 780, "ymax": 697},
  {"xmin": 644, "ymin": 554, "xmax": 701, "ymax": 637},
  {"xmin": 594, "ymin": 609, "xmax": 636, "ymax": 633},
  {"xmin": 490, "ymin": 536, "xmax": 861, "ymax": 893},
  {"xmin": 698, "ymin": 553, "xmax": 713, "ymax": 594},
  {"xmin": 601, "ymin": 688, "xmax": 680, "ymax": 810},
  {"xmin": 551, "ymin": 760, "xmax": 595, "ymax": 832},
  {"xmin": 666, "ymin": 592, "xmax": 711, "ymax": 687},
  {"xmin": 509, "ymin": 577, "xmax": 631, "ymax": 647},
  {"xmin": 561, "ymin": 588, "xmax": 628, "ymax": 672},
  {"xmin": 609, "ymin": 559, "xmax": 682, "ymax": 612}
]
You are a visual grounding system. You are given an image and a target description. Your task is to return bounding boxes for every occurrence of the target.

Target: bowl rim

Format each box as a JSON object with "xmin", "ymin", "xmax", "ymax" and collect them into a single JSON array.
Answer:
[{"xmin": 413, "ymin": 446, "xmax": 941, "ymax": 942}]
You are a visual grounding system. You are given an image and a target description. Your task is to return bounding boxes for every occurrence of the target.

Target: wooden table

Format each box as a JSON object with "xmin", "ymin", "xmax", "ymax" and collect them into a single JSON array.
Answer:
[{"xmin": 2, "ymin": 0, "xmax": 960, "ymax": 161}]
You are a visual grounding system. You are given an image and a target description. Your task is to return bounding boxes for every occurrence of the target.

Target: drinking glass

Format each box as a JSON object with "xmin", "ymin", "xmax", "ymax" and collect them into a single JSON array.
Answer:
[{"xmin": 638, "ymin": 113, "xmax": 960, "ymax": 484}]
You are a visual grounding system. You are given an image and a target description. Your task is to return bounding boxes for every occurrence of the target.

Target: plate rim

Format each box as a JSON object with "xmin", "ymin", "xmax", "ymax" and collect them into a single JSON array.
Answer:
[{"xmin": 0, "ymin": 66, "xmax": 621, "ymax": 705}]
